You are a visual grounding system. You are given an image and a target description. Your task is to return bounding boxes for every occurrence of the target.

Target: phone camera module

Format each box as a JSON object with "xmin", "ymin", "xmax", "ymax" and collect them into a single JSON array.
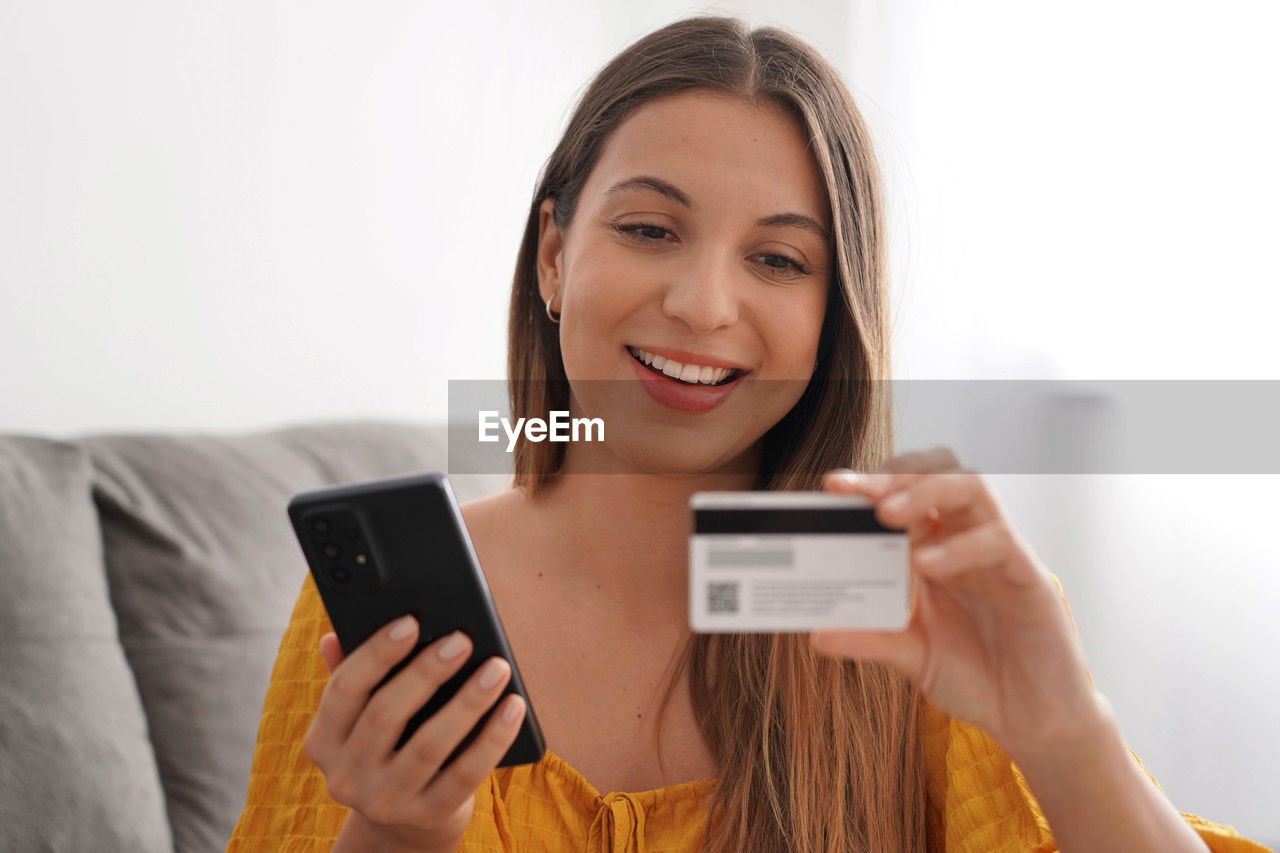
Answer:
[{"xmin": 306, "ymin": 507, "xmax": 380, "ymax": 593}]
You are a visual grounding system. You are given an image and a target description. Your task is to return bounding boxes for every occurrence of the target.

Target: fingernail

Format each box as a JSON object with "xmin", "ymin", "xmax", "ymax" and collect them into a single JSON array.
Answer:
[
  {"xmin": 388, "ymin": 616, "xmax": 417, "ymax": 641},
  {"xmin": 437, "ymin": 631, "xmax": 469, "ymax": 660},
  {"xmin": 478, "ymin": 658, "xmax": 506, "ymax": 688},
  {"xmin": 502, "ymin": 696, "xmax": 523, "ymax": 723}
]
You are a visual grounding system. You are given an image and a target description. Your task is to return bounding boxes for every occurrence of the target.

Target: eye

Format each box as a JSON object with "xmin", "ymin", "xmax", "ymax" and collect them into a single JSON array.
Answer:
[
  {"xmin": 613, "ymin": 222, "xmax": 674, "ymax": 242},
  {"xmin": 751, "ymin": 252, "xmax": 813, "ymax": 278},
  {"xmin": 613, "ymin": 222, "xmax": 814, "ymax": 279}
]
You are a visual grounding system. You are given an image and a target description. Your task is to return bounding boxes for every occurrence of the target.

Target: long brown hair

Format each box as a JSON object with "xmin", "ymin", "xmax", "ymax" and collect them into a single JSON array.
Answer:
[{"xmin": 505, "ymin": 15, "xmax": 931, "ymax": 851}]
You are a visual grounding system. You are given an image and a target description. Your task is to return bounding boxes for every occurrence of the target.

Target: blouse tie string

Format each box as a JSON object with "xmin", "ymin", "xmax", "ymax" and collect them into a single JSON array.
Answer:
[{"xmin": 586, "ymin": 791, "xmax": 648, "ymax": 852}]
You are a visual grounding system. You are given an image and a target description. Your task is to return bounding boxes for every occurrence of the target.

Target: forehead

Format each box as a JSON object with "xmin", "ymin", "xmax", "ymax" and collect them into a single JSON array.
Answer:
[{"xmin": 583, "ymin": 90, "xmax": 830, "ymax": 228}]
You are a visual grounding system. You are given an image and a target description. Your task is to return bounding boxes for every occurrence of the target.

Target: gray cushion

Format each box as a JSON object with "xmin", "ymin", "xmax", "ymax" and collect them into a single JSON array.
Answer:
[
  {"xmin": 0, "ymin": 436, "xmax": 172, "ymax": 853},
  {"xmin": 82, "ymin": 421, "xmax": 510, "ymax": 852}
]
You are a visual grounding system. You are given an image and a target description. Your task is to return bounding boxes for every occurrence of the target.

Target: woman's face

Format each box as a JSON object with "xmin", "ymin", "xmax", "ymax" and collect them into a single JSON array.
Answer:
[{"xmin": 536, "ymin": 89, "xmax": 832, "ymax": 476}]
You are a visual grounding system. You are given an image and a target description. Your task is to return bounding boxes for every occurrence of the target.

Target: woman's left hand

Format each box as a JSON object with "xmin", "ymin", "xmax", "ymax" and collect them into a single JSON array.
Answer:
[{"xmin": 812, "ymin": 447, "xmax": 1107, "ymax": 758}]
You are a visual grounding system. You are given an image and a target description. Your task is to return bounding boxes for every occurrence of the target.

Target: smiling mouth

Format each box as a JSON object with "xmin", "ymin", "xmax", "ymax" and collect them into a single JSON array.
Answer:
[{"xmin": 624, "ymin": 343, "xmax": 747, "ymax": 386}]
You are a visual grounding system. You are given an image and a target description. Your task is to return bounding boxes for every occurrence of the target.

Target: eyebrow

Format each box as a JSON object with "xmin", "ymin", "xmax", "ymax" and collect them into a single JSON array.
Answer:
[{"xmin": 601, "ymin": 175, "xmax": 831, "ymax": 245}]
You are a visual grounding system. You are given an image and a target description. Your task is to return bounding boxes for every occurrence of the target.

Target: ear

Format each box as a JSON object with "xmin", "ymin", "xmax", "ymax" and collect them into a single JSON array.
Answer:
[{"xmin": 536, "ymin": 197, "xmax": 565, "ymax": 307}]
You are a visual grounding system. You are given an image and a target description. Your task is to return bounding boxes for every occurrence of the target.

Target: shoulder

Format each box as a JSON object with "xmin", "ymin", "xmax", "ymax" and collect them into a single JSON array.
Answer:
[
  {"xmin": 460, "ymin": 487, "xmax": 538, "ymax": 593},
  {"xmin": 460, "ymin": 487, "xmax": 524, "ymax": 545},
  {"xmin": 459, "ymin": 488, "xmax": 518, "ymax": 540}
]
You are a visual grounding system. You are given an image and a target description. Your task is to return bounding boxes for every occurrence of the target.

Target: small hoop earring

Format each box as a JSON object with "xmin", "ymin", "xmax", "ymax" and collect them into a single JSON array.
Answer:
[{"xmin": 545, "ymin": 296, "xmax": 561, "ymax": 324}]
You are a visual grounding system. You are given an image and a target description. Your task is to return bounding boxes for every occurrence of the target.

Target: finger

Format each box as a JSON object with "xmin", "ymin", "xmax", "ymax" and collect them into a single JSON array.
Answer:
[
  {"xmin": 875, "ymin": 470, "xmax": 1001, "ymax": 536},
  {"xmin": 344, "ymin": 630, "xmax": 474, "ymax": 761},
  {"xmin": 911, "ymin": 521, "xmax": 1031, "ymax": 586},
  {"xmin": 821, "ymin": 469, "xmax": 881, "ymax": 504},
  {"xmin": 867, "ymin": 446, "xmax": 965, "ymax": 497},
  {"xmin": 318, "ymin": 633, "xmax": 344, "ymax": 674},
  {"xmin": 313, "ymin": 615, "xmax": 421, "ymax": 745},
  {"xmin": 385, "ymin": 655, "xmax": 514, "ymax": 789},
  {"xmin": 823, "ymin": 446, "xmax": 963, "ymax": 499},
  {"xmin": 416, "ymin": 693, "xmax": 526, "ymax": 818},
  {"xmin": 810, "ymin": 625, "xmax": 925, "ymax": 681},
  {"xmin": 824, "ymin": 470, "xmax": 960, "ymax": 542}
]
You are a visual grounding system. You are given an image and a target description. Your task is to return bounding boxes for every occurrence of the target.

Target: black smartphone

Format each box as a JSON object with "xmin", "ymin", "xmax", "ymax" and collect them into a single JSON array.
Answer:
[{"xmin": 287, "ymin": 471, "xmax": 545, "ymax": 768}]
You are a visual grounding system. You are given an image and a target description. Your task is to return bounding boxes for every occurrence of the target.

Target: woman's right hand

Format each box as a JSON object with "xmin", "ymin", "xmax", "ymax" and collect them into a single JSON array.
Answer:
[{"xmin": 303, "ymin": 615, "xmax": 528, "ymax": 852}]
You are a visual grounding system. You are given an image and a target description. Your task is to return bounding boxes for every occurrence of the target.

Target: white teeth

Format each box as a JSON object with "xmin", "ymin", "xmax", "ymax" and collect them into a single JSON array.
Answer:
[{"xmin": 628, "ymin": 346, "xmax": 739, "ymax": 386}]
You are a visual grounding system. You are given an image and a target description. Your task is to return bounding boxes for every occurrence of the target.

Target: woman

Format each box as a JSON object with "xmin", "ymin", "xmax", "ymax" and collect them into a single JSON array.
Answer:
[{"xmin": 229, "ymin": 16, "xmax": 1267, "ymax": 852}]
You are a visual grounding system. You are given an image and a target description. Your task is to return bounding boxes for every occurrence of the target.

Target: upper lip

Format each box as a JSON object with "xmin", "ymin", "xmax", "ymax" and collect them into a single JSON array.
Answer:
[{"xmin": 626, "ymin": 344, "xmax": 750, "ymax": 373}]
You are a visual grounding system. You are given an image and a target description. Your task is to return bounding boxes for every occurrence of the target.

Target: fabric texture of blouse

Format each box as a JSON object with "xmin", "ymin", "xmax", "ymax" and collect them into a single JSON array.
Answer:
[{"xmin": 227, "ymin": 573, "xmax": 1270, "ymax": 852}]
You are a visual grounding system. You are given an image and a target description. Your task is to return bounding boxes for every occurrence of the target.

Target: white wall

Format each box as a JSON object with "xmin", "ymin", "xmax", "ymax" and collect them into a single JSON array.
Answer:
[
  {"xmin": 852, "ymin": 1, "xmax": 1280, "ymax": 843},
  {"xmin": 0, "ymin": 0, "xmax": 850, "ymax": 437},
  {"xmin": 2, "ymin": 0, "xmax": 1276, "ymax": 844}
]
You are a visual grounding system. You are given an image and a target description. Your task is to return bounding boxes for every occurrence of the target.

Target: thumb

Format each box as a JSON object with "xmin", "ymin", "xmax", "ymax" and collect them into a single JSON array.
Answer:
[{"xmin": 317, "ymin": 632, "xmax": 345, "ymax": 674}]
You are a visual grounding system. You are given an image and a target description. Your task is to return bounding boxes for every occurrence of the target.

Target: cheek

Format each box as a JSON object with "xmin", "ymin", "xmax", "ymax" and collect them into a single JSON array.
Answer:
[
  {"xmin": 565, "ymin": 239, "xmax": 651, "ymax": 316},
  {"xmin": 557, "ymin": 242, "xmax": 651, "ymax": 377},
  {"xmin": 760, "ymin": 286, "xmax": 826, "ymax": 374}
]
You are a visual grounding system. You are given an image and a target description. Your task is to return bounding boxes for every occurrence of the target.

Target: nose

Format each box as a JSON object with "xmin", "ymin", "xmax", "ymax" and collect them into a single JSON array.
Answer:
[{"xmin": 660, "ymin": 250, "xmax": 740, "ymax": 335}]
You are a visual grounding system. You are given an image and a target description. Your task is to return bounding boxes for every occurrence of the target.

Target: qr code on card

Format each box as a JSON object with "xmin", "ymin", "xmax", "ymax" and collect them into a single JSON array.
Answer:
[{"xmin": 707, "ymin": 582, "xmax": 739, "ymax": 614}]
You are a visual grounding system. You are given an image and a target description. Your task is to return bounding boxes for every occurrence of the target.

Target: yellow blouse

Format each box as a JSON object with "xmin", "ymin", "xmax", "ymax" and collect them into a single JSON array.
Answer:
[{"xmin": 227, "ymin": 574, "xmax": 1270, "ymax": 852}]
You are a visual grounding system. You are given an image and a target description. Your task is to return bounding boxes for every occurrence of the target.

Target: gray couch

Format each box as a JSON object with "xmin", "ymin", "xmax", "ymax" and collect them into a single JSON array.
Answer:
[{"xmin": 0, "ymin": 421, "xmax": 511, "ymax": 852}]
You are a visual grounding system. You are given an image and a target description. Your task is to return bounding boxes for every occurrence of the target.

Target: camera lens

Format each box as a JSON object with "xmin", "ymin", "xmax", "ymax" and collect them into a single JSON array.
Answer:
[
  {"xmin": 329, "ymin": 566, "xmax": 352, "ymax": 584},
  {"xmin": 311, "ymin": 518, "xmax": 332, "ymax": 535},
  {"xmin": 322, "ymin": 543, "xmax": 341, "ymax": 559}
]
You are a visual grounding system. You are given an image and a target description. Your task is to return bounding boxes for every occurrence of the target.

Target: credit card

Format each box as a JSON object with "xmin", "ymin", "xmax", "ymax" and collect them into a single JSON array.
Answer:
[{"xmin": 689, "ymin": 491, "xmax": 911, "ymax": 633}]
